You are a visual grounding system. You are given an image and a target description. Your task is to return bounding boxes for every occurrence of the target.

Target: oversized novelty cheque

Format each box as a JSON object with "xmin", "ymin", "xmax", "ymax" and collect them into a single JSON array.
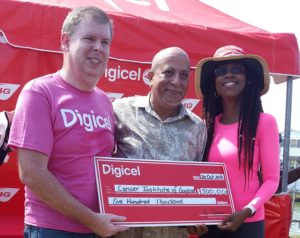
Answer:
[{"xmin": 94, "ymin": 157, "xmax": 235, "ymax": 227}]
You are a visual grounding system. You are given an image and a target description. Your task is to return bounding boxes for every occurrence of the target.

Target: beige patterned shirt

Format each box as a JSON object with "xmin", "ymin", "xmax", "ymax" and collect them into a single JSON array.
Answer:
[
  {"xmin": 112, "ymin": 94, "xmax": 207, "ymax": 238},
  {"xmin": 113, "ymin": 94, "xmax": 207, "ymax": 162}
]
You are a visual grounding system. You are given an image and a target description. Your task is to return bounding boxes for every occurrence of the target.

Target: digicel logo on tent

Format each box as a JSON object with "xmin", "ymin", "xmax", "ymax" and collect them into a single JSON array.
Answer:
[
  {"xmin": 0, "ymin": 188, "xmax": 19, "ymax": 202},
  {"xmin": 182, "ymin": 98, "xmax": 200, "ymax": 111},
  {"xmin": 104, "ymin": 66, "xmax": 151, "ymax": 85},
  {"xmin": 103, "ymin": 0, "xmax": 170, "ymax": 12},
  {"xmin": 106, "ymin": 92, "xmax": 124, "ymax": 102},
  {"xmin": 0, "ymin": 83, "xmax": 20, "ymax": 100},
  {"xmin": 106, "ymin": 92, "xmax": 200, "ymax": 112}
]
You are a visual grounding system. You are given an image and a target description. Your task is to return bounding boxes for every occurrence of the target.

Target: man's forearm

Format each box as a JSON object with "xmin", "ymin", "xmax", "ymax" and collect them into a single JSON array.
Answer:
[{"xmin": 18, "ymin": 149, "xmax": 96, "ymax": 229}]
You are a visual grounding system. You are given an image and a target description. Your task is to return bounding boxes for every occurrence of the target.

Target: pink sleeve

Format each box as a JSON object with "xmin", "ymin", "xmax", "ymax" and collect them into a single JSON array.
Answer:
[
  {"xmin": 248, "ymin": 113, "xmax": 280, "ymax": 210},
  {"xmin": 8, "ymin": 84, "xmax": 54, "ymax": 157}
]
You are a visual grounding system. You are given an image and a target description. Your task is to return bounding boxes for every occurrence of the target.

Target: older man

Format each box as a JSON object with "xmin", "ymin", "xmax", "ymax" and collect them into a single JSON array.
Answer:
[
  {"xmin": 113, "ymin": 47, "xmax": 207, "ymax": 238},
  {"xmin": 8, "ymin": 6, "xmax": 127, "ymax": 238}
]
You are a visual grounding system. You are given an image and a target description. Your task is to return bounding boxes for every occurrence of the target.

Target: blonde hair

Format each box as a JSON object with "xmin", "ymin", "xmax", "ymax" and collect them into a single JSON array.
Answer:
[{"xmin": 62, "ymin": 6, "xmax": 113, "ymax": 39}]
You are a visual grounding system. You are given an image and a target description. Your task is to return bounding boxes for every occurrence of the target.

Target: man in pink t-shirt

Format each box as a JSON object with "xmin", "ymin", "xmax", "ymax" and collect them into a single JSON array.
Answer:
[{"xmin": 8, "ymin": 6, "xmax": 128, "ymax": 238}]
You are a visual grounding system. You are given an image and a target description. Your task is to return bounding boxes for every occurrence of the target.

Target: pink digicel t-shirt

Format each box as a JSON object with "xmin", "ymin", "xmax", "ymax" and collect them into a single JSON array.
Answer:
[{"xmin": 8, "ymin": 72, "xmax": 115, "ymax": 232}]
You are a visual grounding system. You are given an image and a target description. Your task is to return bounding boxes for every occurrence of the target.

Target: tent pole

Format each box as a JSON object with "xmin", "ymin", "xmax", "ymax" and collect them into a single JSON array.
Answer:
[{"xmin": 281, "ymin": 76, "xmax": 293, "ymax": 192}]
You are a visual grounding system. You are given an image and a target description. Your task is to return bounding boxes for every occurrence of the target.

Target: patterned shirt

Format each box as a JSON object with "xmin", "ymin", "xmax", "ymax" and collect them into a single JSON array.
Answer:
[
  {"xmin": 112, "ymin": 94, "xmax": 207, "ymax": 238},
  {"xmin": 113, "ymin": 94, "xmax": 207, "ymax": 162}
]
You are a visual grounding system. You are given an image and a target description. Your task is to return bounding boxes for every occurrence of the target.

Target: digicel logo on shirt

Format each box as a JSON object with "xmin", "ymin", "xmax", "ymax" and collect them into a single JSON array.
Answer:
[{"xmin": 60, "ymin": 109, "xmax": 112, "ymax": 132}]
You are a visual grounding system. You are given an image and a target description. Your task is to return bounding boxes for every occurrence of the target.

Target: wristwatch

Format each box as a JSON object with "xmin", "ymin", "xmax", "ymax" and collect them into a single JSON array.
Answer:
[{"xmin": 244, "ymin": 204, "xmax": 256, "ymax": 217}]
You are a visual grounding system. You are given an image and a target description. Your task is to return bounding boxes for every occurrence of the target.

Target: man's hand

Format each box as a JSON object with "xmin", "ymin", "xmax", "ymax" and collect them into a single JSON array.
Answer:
[
  {"xmin": 88, "ymin": 213, "xmax": 128, "ymax": 237},
  {"xmin": 18, "ymin": 148, "xmax": 129, "ymax": 237},
  {"xmin": 186, "ymin": 224, "xmax": 208, "ymax": 236}
]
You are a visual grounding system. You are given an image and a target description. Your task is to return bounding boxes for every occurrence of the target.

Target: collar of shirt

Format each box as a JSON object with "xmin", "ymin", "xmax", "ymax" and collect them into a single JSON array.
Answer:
[{"xmin": 129, "ymin": 93, "xmax": 196, "ymax": 123}]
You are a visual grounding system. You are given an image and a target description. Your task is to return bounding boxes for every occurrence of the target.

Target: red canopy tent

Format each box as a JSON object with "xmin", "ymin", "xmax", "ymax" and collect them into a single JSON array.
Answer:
[{"xmin": 0, "ymin": 0, "xmax": 299, "ymax": 237}]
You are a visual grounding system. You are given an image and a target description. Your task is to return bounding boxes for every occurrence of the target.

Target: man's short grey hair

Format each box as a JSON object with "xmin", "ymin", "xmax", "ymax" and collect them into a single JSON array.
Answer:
[{"xmin": 61, "ymin": 6, "xmax": 113, "ymax": 39}]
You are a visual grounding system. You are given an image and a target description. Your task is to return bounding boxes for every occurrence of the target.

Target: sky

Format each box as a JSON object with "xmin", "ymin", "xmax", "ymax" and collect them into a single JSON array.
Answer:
[{"xmin": 199, "ymin": 0, "xmax": 300, "ymax": 132}]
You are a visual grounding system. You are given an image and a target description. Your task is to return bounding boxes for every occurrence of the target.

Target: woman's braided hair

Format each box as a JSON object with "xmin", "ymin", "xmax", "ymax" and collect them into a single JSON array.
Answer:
[{"xmin": 202, "ymin": 61, "xmax": 264, "ymax": 188}]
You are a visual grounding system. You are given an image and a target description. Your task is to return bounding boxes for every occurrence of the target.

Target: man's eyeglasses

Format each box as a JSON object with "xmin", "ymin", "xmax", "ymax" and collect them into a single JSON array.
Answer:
[{"xmin": 214, "ymin": 65, "xmax": 245, "ymax": 77}]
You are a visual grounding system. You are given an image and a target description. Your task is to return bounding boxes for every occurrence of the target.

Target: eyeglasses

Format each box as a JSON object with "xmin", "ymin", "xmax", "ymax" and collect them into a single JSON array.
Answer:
[{"xmin": 214, "ymin": 65, "xmax": 245, "ymax": 77}]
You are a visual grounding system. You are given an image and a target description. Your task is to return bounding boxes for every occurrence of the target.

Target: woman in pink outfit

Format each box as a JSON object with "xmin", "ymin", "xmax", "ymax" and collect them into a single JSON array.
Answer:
[{"xmin": 193, "ymin": 45, "xmax": 280, "ymax": 238}]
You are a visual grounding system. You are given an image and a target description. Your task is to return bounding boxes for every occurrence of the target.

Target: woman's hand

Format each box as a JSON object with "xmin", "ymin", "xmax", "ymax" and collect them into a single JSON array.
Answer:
[{"xmin": 217, "ymin": 208, "xmax": 252, "ymax": 232}]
